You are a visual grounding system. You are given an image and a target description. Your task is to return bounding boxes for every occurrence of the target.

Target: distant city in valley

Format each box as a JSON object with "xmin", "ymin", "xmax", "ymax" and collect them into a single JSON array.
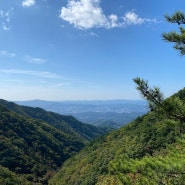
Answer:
[{"xmin": 16, "ymin": 99, "xmax": 148, "ymax": 128}]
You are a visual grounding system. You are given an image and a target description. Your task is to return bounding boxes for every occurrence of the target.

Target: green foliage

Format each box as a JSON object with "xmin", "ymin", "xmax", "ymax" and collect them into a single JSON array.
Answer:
[
  {"xmin": 0, "ymin": 99, "xmax": 108, "ymax": 143},
  {"xmin": 49, "ymin": 88, "xmax": 185, "ymax": 185},
  {"xmin": 0, "ymin": 166, "xmax": 31, "ymax": 185},
  {"xmin": 164, "ymin": 11, "xmax": 185, "ymax": 25},
  {"xmin": 133, "ymin": 77, "xmax": 185, "ymax": 122},
  {"xmin": 0, "ymin": 99, "xmax": 110, "ymax": 184},
  {"xmin": 163, "ymin": 11, "xmax": 185, "ymax": 55},
  {"xmin": 133, "ymin": 77, "xmax": 164, "ymax": 111},
  {"xmin": 110, "ymin": 137, "xmax": 185, "ymax": 185},
  {"xmin": 0, "ymin": 99, "xmax": 111, "ymax": 184},
  {"xmin": 0, "ymin": 104, "xmax": 83, "ymax": 183}
]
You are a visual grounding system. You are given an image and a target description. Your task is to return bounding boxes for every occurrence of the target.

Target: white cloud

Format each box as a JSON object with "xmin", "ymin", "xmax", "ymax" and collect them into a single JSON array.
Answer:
[
  {"xmin": 122, "ymin": 11, "xmax": 157, "ymax": 25},
  {"xmin": 0, "ymin": 8, "xmax": 13, "ymax": 31},
  {"xmin": 89, "ymin": 31, "xmax": 98, "ymax": 37},
  {"xmin": 123, "ymin": 12, "xmax": 144, "ymax": 25},
  {"xmin": 60, "ymin": 0, "xmax": 107, "ymax": 29},
  {"xmin": 25, "ymin": 55, "xmax": 47, "ymax": 64},
  {"xmin": 2, "ymin": 23, "xmax": 11, "ymax": 31},
  {"xmin": 59, "ymin": 0, "xmax": 157, "ymax": 29},
  {"xmin": 0, "ymin": 68, "xmax": 94, "ymax": 89},
  {"xmin": 0, "ymin": 50, "xmax": 15, "ymax": 57},
  {"xmin": 108, "ymin": 14, "xmax": 122, "ymax": 28},
  {"xmin": 0, "ymin": 69, "xmax": 63, "ymax": 79},
  {"xmin": 22, "ymin": 0, "xmax": 36, "ymax": 7}
]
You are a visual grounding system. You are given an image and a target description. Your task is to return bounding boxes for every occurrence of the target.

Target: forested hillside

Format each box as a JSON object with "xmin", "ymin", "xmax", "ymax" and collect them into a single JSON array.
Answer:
[
  {"xmin": 49, "ymin": 88, "xmax": 185, "ymax": 185},
  {"xmin": 0, "ymin": 99, "xmax": 110, "ymax": 142},
  {"xmin": 0, "ymin": 100, "xmax": 110, "ymax": 184}
]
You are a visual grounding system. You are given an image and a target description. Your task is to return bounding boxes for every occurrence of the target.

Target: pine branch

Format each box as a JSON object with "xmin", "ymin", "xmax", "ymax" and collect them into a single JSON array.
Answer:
[
  {"xmin": 163, "ymin": 11, "xmax": 185, "ymax": 55},
  {"xmin": 164, "ymin": 11, "xmax": 185, "ymax": 25},
  {"xmin": 133, "ymin": 77, "xmax": 185, "ymax": 122}
]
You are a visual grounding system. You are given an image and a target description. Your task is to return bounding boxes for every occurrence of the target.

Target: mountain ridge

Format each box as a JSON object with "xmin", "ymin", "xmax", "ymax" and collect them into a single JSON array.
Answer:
[
  {"xmin": 0, "ymin": 99, "xmax": 110, "ymax": 142},
  {"xmin": 0, "ymin": 99, "xmax": 110, "ymax": 184}
]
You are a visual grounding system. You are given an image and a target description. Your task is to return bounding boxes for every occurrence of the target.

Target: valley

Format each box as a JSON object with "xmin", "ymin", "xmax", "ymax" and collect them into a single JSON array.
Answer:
[{"xmin": 16, "ymin": 99, "xmax": 147, "ymax": 128}]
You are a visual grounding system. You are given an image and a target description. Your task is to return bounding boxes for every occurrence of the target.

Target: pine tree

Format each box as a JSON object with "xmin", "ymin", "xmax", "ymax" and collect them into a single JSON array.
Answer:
[
  {"xmin": 162, "ymin": 11, "xmax": 185, "ymax": 55},
  {"xmin": 133, "ymin": 11, "xmax": 185, "ymax": 122},
  {"xmin": 133, "ymin": 77, "xmax": 185, "ymax": 122}
]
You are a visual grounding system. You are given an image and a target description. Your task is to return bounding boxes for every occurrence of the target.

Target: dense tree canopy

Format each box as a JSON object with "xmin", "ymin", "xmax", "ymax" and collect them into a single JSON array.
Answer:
[
  {"xmin": 0, "ymin": 100, "xmax": 110, "ymax": 184},
  {"xmin": 49, "ymin": 88, "xmax": 185, "ymax": 184}
]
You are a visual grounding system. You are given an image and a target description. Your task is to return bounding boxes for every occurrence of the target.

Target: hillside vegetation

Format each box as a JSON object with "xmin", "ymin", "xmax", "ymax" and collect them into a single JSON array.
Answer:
[
  {"xmin": 49, "ymin": 88, "xmax": 185, "ymax": 185},
  {"xmin": 0, "ymin": 100, "xmax": 109, "ymax": 184},
  {"xmin": 0, "ymin": 99, "xmax": 110, "ymax": 142}
]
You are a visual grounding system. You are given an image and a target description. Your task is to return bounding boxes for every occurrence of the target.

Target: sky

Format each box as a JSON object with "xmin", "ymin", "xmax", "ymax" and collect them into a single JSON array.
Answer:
[{"xmin": 0, "ymin": 0, "xmax": 185, "ymax": 101}]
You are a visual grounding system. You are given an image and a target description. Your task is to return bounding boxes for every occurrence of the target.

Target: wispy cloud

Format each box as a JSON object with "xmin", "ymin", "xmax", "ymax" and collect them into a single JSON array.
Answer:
[
  {"xmin": 0, "ymin": 8, "xmax": 14, "ymax": 31},
  {"xmin": 22, "ymin": 0, "xmax": 36, "ymax": 7},
  {"xmin": 123, "ymin": 12, "xmax": 145, "ymax": 25},
  {"xmin": 59, "ymin": 0, "xmax": 157, "ymax": 30},
  {"xmin": 123, "ymin": 11, "xmax": 156, "ymax": 25},
  {"xmin": 89, "ymin": 32, "xmax": 98, "ymax": 37},
  {"xmin": 0, "ymin": 69, "xmax": 63, "ymax": 79},
  {"xmin": 50, "ymin": 82, "xmax": 71, "ymax": 88},
  {"xmin": 0, "ymin": 50, "xmax": 15, "ymax": 57},
  {"xmin": 0, "ymin": 68, "xmax": 95, "ymax": 88},
  {"xmin": 25, "ymin": 55, "xmax": 47, "ymax": 64}
]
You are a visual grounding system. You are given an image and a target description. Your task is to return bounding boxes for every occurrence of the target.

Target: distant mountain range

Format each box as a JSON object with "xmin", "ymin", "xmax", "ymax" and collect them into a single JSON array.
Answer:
[{"xmin": 15, "ymin": 99, "xmax": 148, "ymax": 128}]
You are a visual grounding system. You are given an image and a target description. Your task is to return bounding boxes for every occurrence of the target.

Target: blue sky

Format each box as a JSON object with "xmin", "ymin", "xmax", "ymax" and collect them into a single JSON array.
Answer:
[{"xmin": 0, "ymin": 0, "xmax": 185, "ymax": 100}]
